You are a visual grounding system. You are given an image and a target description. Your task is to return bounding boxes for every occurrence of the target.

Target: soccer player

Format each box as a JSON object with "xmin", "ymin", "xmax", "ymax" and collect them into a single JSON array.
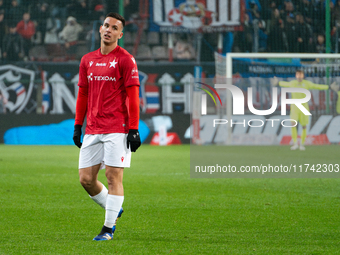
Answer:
[
  {"xmin": 330, "ymin": 82, "xmax": 340, "ymax": 114},
  {"xmin": 73, "ymin": 12, "xmax": 141, "ymax": 241},
  {"xmin": 273, "ymin": 70, "xmax": 329, "ymax": 150}
]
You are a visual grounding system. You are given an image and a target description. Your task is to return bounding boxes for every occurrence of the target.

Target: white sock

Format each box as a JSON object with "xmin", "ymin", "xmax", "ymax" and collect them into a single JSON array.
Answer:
[
  {"xmin": 104, "ymin": 195, "xmax": 124, "ymax": 228},
  {"xmin": 89, "ymin": 183, "xmax": 108, "ymax": 209}
]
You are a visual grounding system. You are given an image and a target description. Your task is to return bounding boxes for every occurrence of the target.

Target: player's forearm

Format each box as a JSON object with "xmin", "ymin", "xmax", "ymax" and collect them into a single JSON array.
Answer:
[
  {"xmin": 126, "ymin": 85, "xmax": 140, "ymax": 130},
  {"xmin": 310, "ymin": 84, "xmax": 329, "ymax": 90},
  {"xmin": 304, "ymin": 80, "xmax": 329, "ymax": 90},
  {"xmin": 74, "ymin": 86, "xmax": 88, "ymax": 126},
  {"xmin": 278, "ymin": 81, "xmax": 294, "ymax": 87}
]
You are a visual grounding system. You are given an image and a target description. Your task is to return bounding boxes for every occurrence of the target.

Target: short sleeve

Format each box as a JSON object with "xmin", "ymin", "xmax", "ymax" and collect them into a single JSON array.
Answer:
[
  {"xmin": 121, "ymin": 56, "xmax": 140, "ymax": 88},
  {"xmin": 78, "ymin": 56, "xmax": 88, "ymax": 88}
]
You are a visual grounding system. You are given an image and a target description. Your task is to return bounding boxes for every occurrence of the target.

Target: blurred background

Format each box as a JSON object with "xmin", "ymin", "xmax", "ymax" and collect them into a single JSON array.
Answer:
[
  {"xmin": 0, "ymin": 0, "xmax": 337, "ymax": 62},
  {"xmin": 0, "ymin": 0, "xmax": 339, "ymax": 146}
]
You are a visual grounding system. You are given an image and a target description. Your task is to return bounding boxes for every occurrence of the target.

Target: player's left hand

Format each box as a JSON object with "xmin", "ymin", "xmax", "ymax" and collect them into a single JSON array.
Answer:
[
  {"xmin": 331, "ymin": 82, "xmax": 339, "ymax": 92},
  {"xmin": 73, "ymin": 125, "xmax": 82, "ymax": 148},
  {"xmin": 127, "ymin": 129, "xmax": 141, "ymax": 152}
]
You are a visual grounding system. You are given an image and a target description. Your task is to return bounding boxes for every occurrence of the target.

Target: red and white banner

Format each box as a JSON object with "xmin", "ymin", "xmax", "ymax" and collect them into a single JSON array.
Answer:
[{"xmin": 149, "ymin": 0, "xmax": 244, "ymax": 33}]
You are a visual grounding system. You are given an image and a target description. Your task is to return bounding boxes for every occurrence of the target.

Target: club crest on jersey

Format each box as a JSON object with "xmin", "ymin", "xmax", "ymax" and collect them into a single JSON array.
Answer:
[
  {"xmin": 121, "ymin": 157, "xmax": 124, "ymax": 162},
  {"xmin": 109, "ymin": 59, "xmax": 118, "ymax": 68}
]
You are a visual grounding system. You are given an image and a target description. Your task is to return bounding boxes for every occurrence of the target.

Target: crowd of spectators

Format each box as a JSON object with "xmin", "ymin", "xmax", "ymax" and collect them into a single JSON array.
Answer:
[
  {"xmin": 0, "ymin": 0, "xmax": 107, "ymax": 61},
  {"xmin": 0, "ymin": 0, "xmax": 339, "ymax": 62},
  {"xmin": 232, "ymin": 0, "xmax": 340, "ymax": 54}
]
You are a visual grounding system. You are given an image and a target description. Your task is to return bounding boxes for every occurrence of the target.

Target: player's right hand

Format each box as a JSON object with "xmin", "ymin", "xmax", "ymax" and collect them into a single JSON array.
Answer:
[
  {"xmin": 270, "ymin": 76, "xmax": 279, "ymax": 87},
  {"xmin": 73, "ymin": 125, "xmax": 82, "ymax": 148}
]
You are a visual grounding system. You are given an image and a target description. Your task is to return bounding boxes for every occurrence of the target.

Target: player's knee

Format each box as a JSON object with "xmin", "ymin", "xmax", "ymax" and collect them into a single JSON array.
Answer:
[
  {"xmin": 105, "ymin": 168, "xmax": 122, "ymax": 185},
  {"xmin": 105, "ymin": 171, "xmax": 116, "ymax": 183},
  {"xmin": 79, "ymin": 172, "xmax": 95, "ymax": 188}
]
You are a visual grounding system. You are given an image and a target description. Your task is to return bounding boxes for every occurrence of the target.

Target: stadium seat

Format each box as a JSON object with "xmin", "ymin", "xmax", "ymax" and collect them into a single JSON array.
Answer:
[
  {"xmin": 151, "ymin": 46, "xmax": 168, "ymax": 60},
  {"xmin": 147, "ymin": 32, "xmax": 160, "ymax": 45},
  {"xmin": 76, "ymin": 45, "xmax": 89, "ymax": 60},
  {"xmin": 46, "ymin": 44, "xmax": 67, "ymax": 58},
  {"xmin": 124, "ymin": 45, "xmax": 134, "ymax": 54},
  {"xmin": 161, "ymin": 33, "xmax": 168, "ymax": 46},
  {"xmin": 136, "ymin": 44, "xmax": 151, "ymax": 59},
  {"xmin": 29, "ymin": 45, "xmax": 48, "ymax": 61},
  {"xmin": 124, "ymin": 31, "xmax": 134, "ymax": 45}
]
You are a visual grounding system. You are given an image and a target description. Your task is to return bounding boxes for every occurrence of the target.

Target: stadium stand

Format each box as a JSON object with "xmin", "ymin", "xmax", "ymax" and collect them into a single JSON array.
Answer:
[{"xmin": 0, "ymin": 0, "xmax": 338, "ymax": 62}]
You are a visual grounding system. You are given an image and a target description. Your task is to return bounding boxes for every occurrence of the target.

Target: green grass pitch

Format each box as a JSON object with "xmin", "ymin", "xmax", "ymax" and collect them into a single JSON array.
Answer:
[{"xmin": 0, "ymin": 144, "xmax": 340, "ymax": 254}]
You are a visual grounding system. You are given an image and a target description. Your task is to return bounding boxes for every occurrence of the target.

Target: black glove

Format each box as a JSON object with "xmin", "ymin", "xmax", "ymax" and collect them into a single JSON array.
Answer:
[
  {"xmin": 127, "ymin": 129, "xmax": 141, "ymax": 152},
  {"xmin": 73, "ymin": 124, "xmax": 82, "ymax": 148}
]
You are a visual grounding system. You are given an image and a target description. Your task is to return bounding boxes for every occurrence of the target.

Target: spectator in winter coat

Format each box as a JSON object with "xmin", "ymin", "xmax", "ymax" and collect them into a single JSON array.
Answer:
[
  {"xmin": 295, "ymin": 13, "xmax": 313, "ymax": 52},
  {"xmin": 2, "ymin": 24, "xmax": 24, "ymax": 61},
  {"xmin": 0, "ymin": 10, "xmax": 6, "ymax": 60},
  {"xmin": 16, "ymin": 12, "xmax": 35, "ymax": 59},
  {"xmin": 59, "ymin": 16, "xmax": 83, "ymax": 58}
]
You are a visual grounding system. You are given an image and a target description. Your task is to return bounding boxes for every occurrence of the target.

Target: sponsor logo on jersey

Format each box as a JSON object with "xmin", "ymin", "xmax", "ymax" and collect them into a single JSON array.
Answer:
[
  {"xmin": 87, "ymin": 73, "xmax": 116, "ymax": 81},
  {"xmin": 87, "ymin": 73, "xmax": 93, "ymax": 81},
  {"xmin": 96, "ymin": 63, "xmax": 107, "ymax": 67},
  {"xmin": 131, "ymin": 67, "xmax": 138, "ymax": 76},
  {"xmin": 131, "ymin": 57, "xmax": 136, "ymax": 64},
  {"xmin": 93, "ymin": 75, "xmax": 116, "ymax": 81}
]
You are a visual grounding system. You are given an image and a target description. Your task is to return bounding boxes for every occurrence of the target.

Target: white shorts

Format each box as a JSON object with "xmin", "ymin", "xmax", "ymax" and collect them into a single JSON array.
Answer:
[{"xmin": 79, "ymin": 133, "xmax": 131, "ymax": 169}]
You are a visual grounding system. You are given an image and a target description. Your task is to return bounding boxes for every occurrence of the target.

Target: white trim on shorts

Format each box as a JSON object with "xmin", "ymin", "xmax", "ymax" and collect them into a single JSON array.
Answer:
[{"xmin": 79, "ymin": 133, "xmax": 131, "ymax": 169}]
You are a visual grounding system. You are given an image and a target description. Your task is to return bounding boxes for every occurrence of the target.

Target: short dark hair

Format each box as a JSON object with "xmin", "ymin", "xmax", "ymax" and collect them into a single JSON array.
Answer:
[
  {"xmin": 105, "ymin": 12, "xmax": 125, "ymax": 28},
  {"xmin": 296, "ymin": 69, "xmax": 304, "ymax": 75}
]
